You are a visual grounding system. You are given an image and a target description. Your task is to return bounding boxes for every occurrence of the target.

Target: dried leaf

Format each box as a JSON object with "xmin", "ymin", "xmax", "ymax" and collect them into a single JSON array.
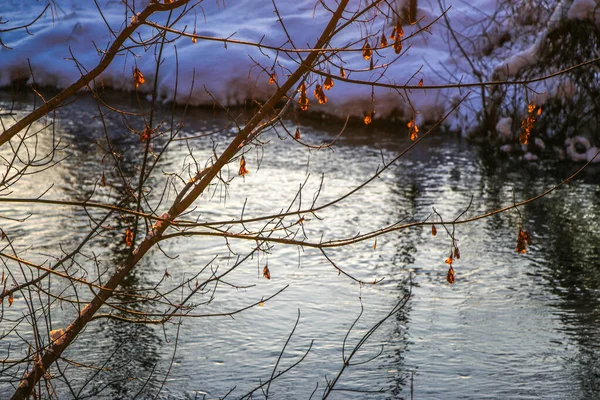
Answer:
[
  {"xmin": 372, "ymin": 240, "xmax": 377, "ymax": 249},
  {"xmin": 133, "ymin": 67, "xmax": 145, "ymax": 88},
  {"xmin": 100, "ymin": 172, "xmax": 107, "ymax": 187},
  {"xmin": 125, "ymin": 227, "xmax": 134, "ymax": 247},
  {"xmin": 516, "ymin": 228, "xmax": 531, "ymax": 254},
  {"xmin": 446, "ymin": 266, "xmax": 455, "ymax": 284},
  {"xmin": 8, "ymin": 293, "xmax": 14, "ymax": 306},
  {"xmin": 314, "ymin": 84, "xmax": 328, "ymax": 104},
  {"xmin": 418, "ymin": 78, "xmax": 423, "ymax": 87},
  {"xmin": 339, "ymin": 66, "xmax": 346, "ymax": 79},
  {"xmin": 407, "ymin": 118, "xmax": 419, "ymax": 141},
  {"xmin": 396, "ymin": 22, "xmax": 405, "ymax": 38},
  {"xmin": 323, "ymin": 76, "xmax": 334, "ymax": 90},
  {"xmin": 269, "ymin": 72, "xmax": 277, "ymax": 85},
  {"xmin": 298, "ymin": 82, "xmax": 309, "ymax": 111},
  {"xmin": 380, "ymin": 31, "xmax": 388, "ymax": 47},
  {"xmin": 432, "ymin": 224, "xmax": 437, "ymax": 236},
  {"xmin": 192, "ymin": 35, "xmax": 197, "ymax": 44},
  {"xmin": 454, "ymin": 246, "xmax": 460, "ymax": 260},
  {"xmin": 263, "ymin": 265, "xmax": 271, "ymax": 280},
  {"xmin": 445, "ymin": 255, "xmax": 453, "ymax": 265},
  {"xmin": 164, "ymin": 269, "xmax": 170, "ymax": 278},
  {"xmin": 140, "ymin": 125, "xmax": 152, "ymax": 142},
  {"xmin": 294, "ymin": 128, "xmax": 301, "ymax": 140},
  {"xmin": 258, "ymin": 300, "xmax": 264, "ymax": 307},
  {"xmin": 362, "ymin": 40, "xmax": 372, "ymax": 60},
  {"xmin": 364, "ymin": 112, "xmax": 373, "ymax": 125},
  {"xmin": 239, "ymin": 155, "xmax": 249, "ymax": 176}
]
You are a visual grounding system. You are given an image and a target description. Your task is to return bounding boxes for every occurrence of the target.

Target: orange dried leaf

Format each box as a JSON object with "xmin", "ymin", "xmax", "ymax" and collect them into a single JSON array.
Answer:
[
  {"xmin": 294, "ymin": 128, "xmax": 301, "ymax": 140},
  {"xmin": 133, "ymin": 67, "xmax": 145, "ymax": 88},
  {"xmin": 125, "ymin": 227, "xmax": 134, "ymax": 247},
  {"xmin": 192, "ymin": 36, "xmax": 197, "ymax": 44},
  {"xmin": 298, "ymin": 82, "xmax": 309, "ymax": 111},
  {"xmin": 362, "ymin": 40, "xmax": 372, "ymax": 60},
  {"xmin": 373, "ymin": 240, "xmax": 377, "ymax": 249},
  {"xmin": 380, "ymin": 31, "xmax": 388, "ymax": 47},
  {"xmin": 140, "ymin": 125, "xmax": 152, "ymax": 142},
  {"xmin": 9, "ymin": 292, "xmax": 14, "ymax": 306},
  {"xmin": 364, "ymin": 112, "xmax": 373, "ymax": 125},
  {"xmin": 527, "ymin": 101, "xmax": 536, "ymax": 113},
  {"xmin": 407, "ymin": 119, "xmax": 419, "ymax": 141},
  {"xmin": 396, "ymin": 22, "xmax": 405, "ymax": 38},
  {"xmin": 454, "ymin": 246, "xmax": 460, "ymax": 260},
  {"xmin": 323, "ymin": 76, "xmax": 334, "ymax": 90},
  {"xmin": 314, "ymin": 84, "xmax": 328, "ymax": 104},
  {"xmin": 393, "ymin": 36, "xmax": 403, "ymax": 54},
  {"xmin": 418, "ymin": 78, "xmax": 423, "ymax": 87},
  {"xmin": 339, "ymin": 66, "xmax": 346, "ymax": 78},
  {"xmin": 516, "ymin": 228, "xmax": 532, "ymax": 253},
  {"xmin": 447, "ymin": 266, "xmax": 455, "ymax": 284},
  {"xmin": 432, "ymin": 224, "xmax": 437, "ymax": 236},
  {"xmin": 269, "ymin": 72, "xmax": 277, "ymax": 85},
  {"xmin": 537, "ymin": 107, "xmax": 542, "ymax": 116},
  {"xmin": 239, "ymin": 155, "xmax": 249, "ymax": 176},
  {"xmin": 263, "ymin": 265, "xmax": 271, "ymax": 280},
  {"xmin": 445, "ymin": 255, "xmax": 453, "ymax": 265}
]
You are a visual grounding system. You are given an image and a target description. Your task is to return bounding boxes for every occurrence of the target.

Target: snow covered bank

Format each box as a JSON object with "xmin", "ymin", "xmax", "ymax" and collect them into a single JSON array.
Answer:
[
  {"xmin": 1, "ymin": 0, "xmax": 599, "ymax": 157},
  {"xmin": 0, "ymin": 1, "xmax": 496, "ymax": 124}
]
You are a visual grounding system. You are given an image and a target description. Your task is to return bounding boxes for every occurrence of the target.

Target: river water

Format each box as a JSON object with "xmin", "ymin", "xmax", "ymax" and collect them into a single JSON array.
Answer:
[{"xmin": 1, "ymin": 92, "xmax": 600, "ymax": 399}]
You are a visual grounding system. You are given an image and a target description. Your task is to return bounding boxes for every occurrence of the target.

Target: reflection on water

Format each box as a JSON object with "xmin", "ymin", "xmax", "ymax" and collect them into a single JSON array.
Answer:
[{"xmin": 1, "ymin": 92, "xmax": 600, "ymax": 399}]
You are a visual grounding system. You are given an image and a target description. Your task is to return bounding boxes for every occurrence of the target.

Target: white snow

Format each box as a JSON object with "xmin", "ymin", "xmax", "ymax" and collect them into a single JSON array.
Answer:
[
  {"xmin": 495, "ymin": 117, "xmax": 512, "ymax": 140},
  {"xmin": 0, "ymin": 0, "xmax": 597, "ymax": 139},
  {"xmin": 0, "ymin": 0, "xmax": 501, "ymax": 124}
]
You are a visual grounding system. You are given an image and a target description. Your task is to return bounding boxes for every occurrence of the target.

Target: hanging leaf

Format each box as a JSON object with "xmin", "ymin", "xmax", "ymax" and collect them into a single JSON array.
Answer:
[
  {"xmin": 140, "ymin": 125, "xmax": 152, "ymax": 142},
  {"xmin": 339, "ymin": 66, "xmax": 346, "ymax": 78},
  {"xmin": 362, "ymin": 40, "xmax": 372, "ymax": 60},
  {"xmin": 133, "ymin": 67, "xmax": 145, "ymax": 88},
  {"xmin": 263, "ymin": 265, "xmax": 271, "ymax": 280},
  {"xmin": 314, "ymin": 84, "xmax": 328, "ymax": 104},
  {"xmin": 298, "ymin": 82, "xmax": 309, "ymax": 111},
  {"xmin": 323, "ymin": 76, "xmax": 334, "ymax": 90},
  {"xmin": 125, "ymin": 227, "xmax": 134, "ymax": 247},
  {"xmin": 192, "ymin": 35, "xmax": 197, "ymax": 44},
  {"xmin": 373, "ymin": 239, "xmax": 377, "ymax": 249},
  {"xmin": 164, "ymin": 269, "xmax": 171, "ymax": 278},
  {"xmin": 239, "ymin": 155, "xmax": 249, "ymax": 176},
  {"xmin": 432, "ymin": 224, "xmax": 437, "ymax": 236},
  {"xmin": 445, "ymin": 254, "xmax": 453, "ymax": 265},
  {"xmin": 8, "ymin": 292, "xmax": 14, "ymax": 306},
  {"xmin": 269, "ymin": 72, "xmax": 277, "ymax": 85},
  {"xmin": 380, "ymin": 31, "xmax": 388, "ymax": 47},
  {"xmin": 520, "ymin": 101, "xmax": 540, "ymax": 145},
  {"xmin": 294, "ymin": 128, "xmax": 301, "ymax": 140},
  {"xmin": 418, "ymin": 78, "xmax": 423, "ymax": 87},
  {"xmin": 407, "ymin": 118, "xmax": 419, "ymax": 141},
  {"xmin": 516, "ymin": 228, "xmax": 531, "ymax": 254},
  {"xmin": 393, "ymin": 22, "xmax": 404, "ymax": 54},
  {"xmin": 446, "ymin": 266, "xmax": 455, "ymax": 284},
  {"xmin": 100, "ymin": 172, "xmax": 107, "ymax": 187},
  {"xmin": 364, "ymin": 112, "xmax": 373, "ymax": 125},
  {"xmin": 396, "ymin": 21, "xmax": 405, "ymax": 38},
  {"xmin": 454, "ymin": 246, "xmax": 460, "ymax": 260}
]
